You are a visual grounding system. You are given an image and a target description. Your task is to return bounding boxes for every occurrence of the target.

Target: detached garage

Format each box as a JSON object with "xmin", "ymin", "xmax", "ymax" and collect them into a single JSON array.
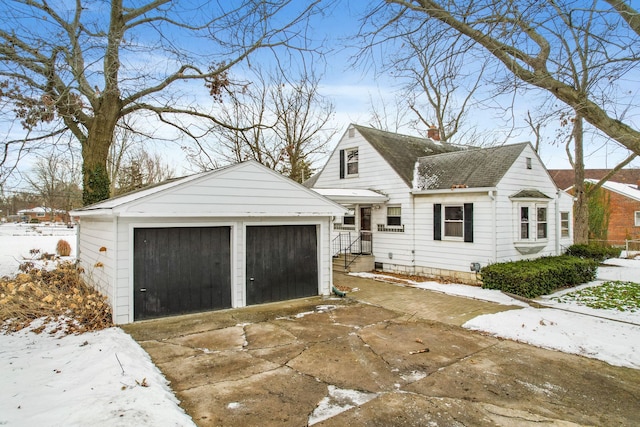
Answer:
[{"xmin": 71, "ymin": 161, "xmax": 346, "ymax": 324}]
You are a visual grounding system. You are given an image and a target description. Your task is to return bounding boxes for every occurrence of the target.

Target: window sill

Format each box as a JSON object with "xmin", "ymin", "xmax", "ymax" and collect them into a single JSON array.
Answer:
[{"xmin": 514, "ymin": 240, "xmax": 547, "ymax": 254}]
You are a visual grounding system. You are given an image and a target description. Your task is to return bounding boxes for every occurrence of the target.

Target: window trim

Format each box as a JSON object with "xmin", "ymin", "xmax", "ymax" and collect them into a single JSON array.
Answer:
[
  {"xmin": 520, "ymin": 206, "xmax": 530, "ymax": 239},
  {"xmin": 386, "ymin": 206, "xmax": 402, "ymax": 227},
  {"xmin": 537, "ymin": 206, "xmax": 548, "ymax": 239},
  {"xmin": 444, "ymin": 205, "xmax": 464, "ymax": 240},
  {"xmin": 561, "ymin": 211, "xmax": 570, "ymax": 238},
  {"xmin": 515, "ymin": 202, "xmax": 549, "ymax": 243},
  {"xmin": 345, "ymin": 148, "xmax": 359, "ymax": 176},
  {"xmin": 342, "ymin": 208, "xmax": 355, "ymax": 226},
  {"xmin": 434, "ymin": 203, "xmax": 473, "ymax": 242}
]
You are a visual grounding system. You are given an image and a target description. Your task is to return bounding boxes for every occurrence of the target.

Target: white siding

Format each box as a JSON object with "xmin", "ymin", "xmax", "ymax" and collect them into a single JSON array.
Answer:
[
  {"xmin": 76, "ymin": 218, "xmax": 116, "ymax": 316},
  {"xmin": 558, "ymin": 190, "xmax": 574, "ymax": 250},
  {"xmin": 314, "ymin": 128, "xmax": 417, "ymax": 268},
  {"xmin": 117, "ymin": 162, "xmax": 344, "ymax": 218},
  {"xmin": 494, "ymin": 145, "xmax": 566, "ymax": 263},
  {"xmin": 413, "ymin": 192, "xmax": 495, "ymax": 279},
  {"xmin": 316, "ymin": 137, "xmax": 572, "ymax": 280}
]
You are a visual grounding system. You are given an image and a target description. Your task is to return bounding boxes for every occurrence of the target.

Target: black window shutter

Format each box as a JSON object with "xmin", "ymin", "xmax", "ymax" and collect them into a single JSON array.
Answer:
[
  {"xmin": 339, "ymin": 149, "xmax": 345, "ymax": 179},
  {"xmin": 433, "ymin": 203, "xmax": 442, "ymax": 240},
  {"xmin": 464, "ymin": 203, "xmax": 474, "ymax": 243}
]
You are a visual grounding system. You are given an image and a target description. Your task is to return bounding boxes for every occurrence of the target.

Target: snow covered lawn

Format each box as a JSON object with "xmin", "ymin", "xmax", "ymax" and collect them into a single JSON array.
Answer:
[{"xmin": 0, "ymin": 322, "xmax": 195, "ymax": 426}]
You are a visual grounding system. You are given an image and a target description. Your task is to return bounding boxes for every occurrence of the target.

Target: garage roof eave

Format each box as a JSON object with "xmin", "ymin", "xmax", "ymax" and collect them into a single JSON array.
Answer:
[
  {"xmin": 70, "ymin": 208, "xmax": 115, "ymax": 218},
  {"xmin": 112, "ymin": 211, "xmax": 345, "ymax": 218}
]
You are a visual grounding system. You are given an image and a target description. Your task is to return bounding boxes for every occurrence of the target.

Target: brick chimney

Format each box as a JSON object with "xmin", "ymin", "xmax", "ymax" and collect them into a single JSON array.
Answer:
[{"xmin": 427, "ymin": 125, "xmax": 440, "ymax": 141}]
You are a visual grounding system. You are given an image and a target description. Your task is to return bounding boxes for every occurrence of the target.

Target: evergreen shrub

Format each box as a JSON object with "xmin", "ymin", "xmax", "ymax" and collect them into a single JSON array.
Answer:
[{"xmin": 480, "ymin": 255, "xmax": 598, "ymax": 298}]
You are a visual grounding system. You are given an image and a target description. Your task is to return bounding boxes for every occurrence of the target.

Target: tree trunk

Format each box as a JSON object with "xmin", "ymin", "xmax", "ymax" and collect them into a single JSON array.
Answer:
[
  {"xmin": 82, "ymin": 98, "xmax": 120, "ymax": 205},
  {"xmin": 572, "ymin": 116, "xmax": 589, "ymax": 244}
]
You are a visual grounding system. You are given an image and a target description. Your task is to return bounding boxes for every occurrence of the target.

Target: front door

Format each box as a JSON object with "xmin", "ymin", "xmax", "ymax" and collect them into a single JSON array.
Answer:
[
  {"xmin": 360, "ymin": 207, "xmax": 372, "ymax": 254},
  {"xmin": 360, "ymin": 207, "xmax": 371, "ymax": 231}
]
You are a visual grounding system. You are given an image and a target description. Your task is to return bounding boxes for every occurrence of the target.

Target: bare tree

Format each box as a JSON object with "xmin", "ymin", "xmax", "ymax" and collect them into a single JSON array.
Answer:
[
  {"xmin": 366, "ymin": 91, "xmax": 415, "ymax": 134},
  {"xmin": 114, "ymin": 148, "xmax": 175, "ymax": 195},
  {"xmin": 394, "ymin": 27, "xmax": 488, "ymax": 143},
  {"xmin": 366, "ymin": 0, "xmax": 640, "ymax": 156},
  {"xmin": 186, "ymin": 69, "xmax": 336, "ymax": 182},
  {"xmin": 25, "ymin": 150, "xmax": 82, "ymax": 219},
  {"xmin": 0, "ymin": 0, "xmax": 326, "ymax": 204},
  {"xmin": 363, "ymin": 0, "xmax": 640, "ymax": 244}
]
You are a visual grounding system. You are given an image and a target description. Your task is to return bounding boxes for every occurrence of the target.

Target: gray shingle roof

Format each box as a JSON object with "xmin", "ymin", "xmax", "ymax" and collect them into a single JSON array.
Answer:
[
  {"xmin": 415, "ymin": 143, "xmax": 530, "ymax": 190},
  {"xmin": 354, "ymin": 125, "xmax": 463, "ymax": 186}
]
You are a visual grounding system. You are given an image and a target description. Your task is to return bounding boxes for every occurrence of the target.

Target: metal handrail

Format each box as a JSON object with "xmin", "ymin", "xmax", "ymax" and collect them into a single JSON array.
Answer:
[{"xmin": 332, "ymin": 232, "xmax": 373, "ymax": 270}]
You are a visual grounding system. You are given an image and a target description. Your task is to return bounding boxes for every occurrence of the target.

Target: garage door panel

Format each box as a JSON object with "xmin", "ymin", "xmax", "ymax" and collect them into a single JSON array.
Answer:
[
  {"xmin": 134, "ymin": 227, "xmax": 231, "ymax": 320},
  {"xmin": 246, "ymin": 225, "xmax": 318, "ymax": 305}
]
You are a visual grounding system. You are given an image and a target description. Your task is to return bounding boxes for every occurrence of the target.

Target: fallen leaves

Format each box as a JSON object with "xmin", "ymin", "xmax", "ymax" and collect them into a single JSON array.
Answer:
[{"xmin": 0, "ymin": 262, "xmax": 113, "ymax": 335}]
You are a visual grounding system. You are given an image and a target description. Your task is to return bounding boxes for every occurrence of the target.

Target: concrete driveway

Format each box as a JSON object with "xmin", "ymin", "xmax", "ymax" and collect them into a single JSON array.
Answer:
[{"xmin": 122, "ymin": 273, "xmax": 640, "ymax": 426}]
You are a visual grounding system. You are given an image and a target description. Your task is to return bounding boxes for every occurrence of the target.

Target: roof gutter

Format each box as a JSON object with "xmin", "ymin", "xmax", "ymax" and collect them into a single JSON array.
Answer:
[{"xmin": 411, "ymin": 187, "xmax": 496, "ymax": 195}]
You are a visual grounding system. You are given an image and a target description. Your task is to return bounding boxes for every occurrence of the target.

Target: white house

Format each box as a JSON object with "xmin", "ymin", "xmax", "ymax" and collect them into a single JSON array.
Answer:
[
  {"xmin": 71, "ymin": 161, "xmax": 346, "ymax": 324},
  {"xmin": 306, "ymin": 124, "xmax": 574, "ymax": 282}
]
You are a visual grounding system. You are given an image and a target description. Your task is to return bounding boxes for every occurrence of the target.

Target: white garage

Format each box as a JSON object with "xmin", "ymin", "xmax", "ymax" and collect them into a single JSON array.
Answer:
[{"xmin": 71, "ymin": 161, "xmax": 346, "ymax": 324}]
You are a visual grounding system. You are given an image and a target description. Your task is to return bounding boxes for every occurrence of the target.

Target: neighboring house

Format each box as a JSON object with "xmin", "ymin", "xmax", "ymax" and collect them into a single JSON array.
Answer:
[
  {"xmin": 549, "ymin": 169, "xmax": 640, "ymax": 191},
  {"xmin": 550, "ymin": 169, "xmax": 640, "ymax": 245},
  {"xmin": 307, "ymin": 124, "xmax": 574, "ymax": 282},
  {"xmin": 579, "ymin": 179, "xmax": 640, "ymax": 245},
  {"xmin": 71, "ymin": 161, "xmax": 346, "ymax": 324},
  {"xmin": 16, "ymin": 207, "xmax": 69, "ymax": 223}
]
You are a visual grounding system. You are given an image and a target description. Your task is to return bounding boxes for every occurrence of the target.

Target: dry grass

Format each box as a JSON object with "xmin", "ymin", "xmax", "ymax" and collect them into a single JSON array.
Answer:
[
  {"xmin": 56, "ymin": 239, "xmax": 72, "ymax": 257},
  {"xmin": 0, "ymin": 261, "xmax": 113, "ymax": 335}
]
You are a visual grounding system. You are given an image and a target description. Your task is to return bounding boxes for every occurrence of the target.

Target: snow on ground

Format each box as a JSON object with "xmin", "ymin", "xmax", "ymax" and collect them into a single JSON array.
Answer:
[
  {"xmin": 353, "ymin": 258, "xmax": 640, "ymax": 370},
  {"xmin": 1, "ymin": 223, "xmax": 639, "ymax": 426},
  {"xmin": 0, "ymin": 224, "xmax": 196, "ymax": 426},
  {"xmin": 0, "ymin": 223, "xmax": 77, "ymax": 278},
  {"xmin": 0, "ymin": 322, "xmax": 195, "ymax": 426}
]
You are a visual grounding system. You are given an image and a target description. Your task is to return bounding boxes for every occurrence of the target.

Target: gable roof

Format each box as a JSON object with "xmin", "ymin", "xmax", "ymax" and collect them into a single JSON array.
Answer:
[
  {"xmin": 353, "ymin": 124, "xmax": 463, "ymax": 186},
  {"xmin": 549, "ymin": 169, "xmax": 640, "ymax": 190},
  {"xmin": 510, "ymin": 189, "xmax": 552, "ymax": 199},
  {"xmin": 585, "ymin": 179, "xmax": 640, "ymax": 202},
  {"xmin": 71, "ymin": 160, "xmax": 346, "ymax": 218},
  {"xmin": 415, "ymin": 143, "xmax": 529, "ymax": 190}
]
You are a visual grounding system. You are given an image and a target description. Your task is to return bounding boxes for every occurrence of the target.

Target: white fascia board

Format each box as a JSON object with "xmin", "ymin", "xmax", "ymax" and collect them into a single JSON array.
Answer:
[
  {"xmin": 115, "ymin": 211, "xmax": 345, "ymax": 218},
  {"xmin": 69, "ymin": 209, "xmax": 114, "ymax": 218},
  {"xmin": 411, "ymin": 187, "xmax": 496, "ymax": 195}
]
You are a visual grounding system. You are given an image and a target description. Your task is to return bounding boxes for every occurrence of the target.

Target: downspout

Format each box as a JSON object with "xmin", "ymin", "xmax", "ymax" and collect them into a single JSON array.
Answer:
[
  {"xmin": 489, "ymin": 190, "xmax": 497, "ymax": 263},
  {"xmin": 411, "ymin": 192, "xmax": 416, "ymax": 275},
  {"xmin": 555, "ymin": 189, "xmax": 561, "ymax": 255}
]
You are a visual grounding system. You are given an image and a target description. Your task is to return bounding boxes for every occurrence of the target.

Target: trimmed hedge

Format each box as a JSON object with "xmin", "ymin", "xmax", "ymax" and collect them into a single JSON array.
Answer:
[
  {"xmin": 480, "ymin": 255, "xmax": 598, "ymax": 298},
  {"xmin": 565, "ymin": 244, "xmax": 622, "ymax": 262}
]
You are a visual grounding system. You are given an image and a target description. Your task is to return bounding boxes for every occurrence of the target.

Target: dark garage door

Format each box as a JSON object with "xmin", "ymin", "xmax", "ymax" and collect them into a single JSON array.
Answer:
[
  {"xmin": 246, "ymin": 225, "xmax": 318, "ymax": 305},
  {"xmin": 134, "ymin": 227, "xmax": 231, "ymax": 320}
]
